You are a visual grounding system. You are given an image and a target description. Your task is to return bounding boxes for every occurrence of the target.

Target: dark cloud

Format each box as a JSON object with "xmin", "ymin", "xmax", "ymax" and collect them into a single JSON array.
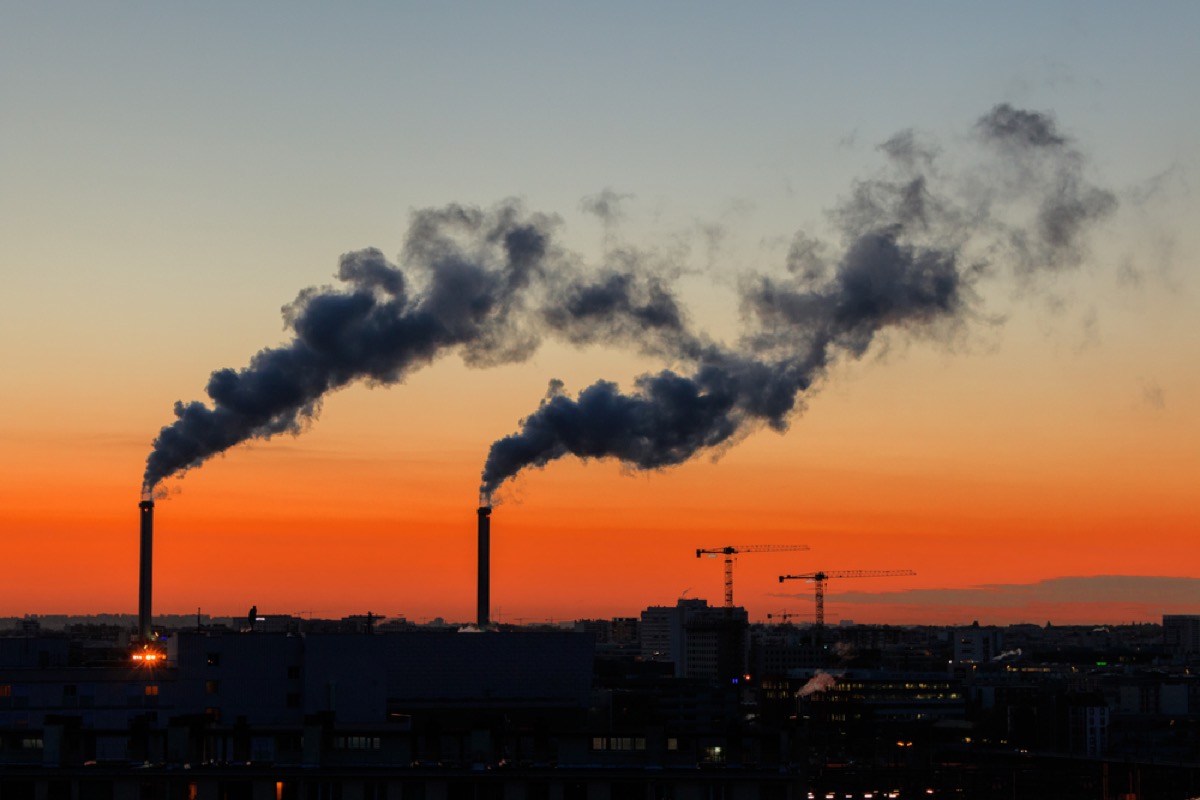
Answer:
[
  {"xmin": 974, "ymin": 103, "xmax": 1117, "ymax": 273},
  {"xmin": 144, "ymin": 198, "xmax": 703, "ymax": 495},
  {"xmin": 481, "ymin": 105, "xmax": 1114, "ymax": 502},
  {"xmin": 579, "ymin": 188, "xmax": 633, "ymax": 226},
  {"xmin": 976, "ymin": 103, "xmax": 1067, "ymax": 149},
  {"xmin": 143, "ymin": 106, "xmax": 1118, "ymax": 508}
]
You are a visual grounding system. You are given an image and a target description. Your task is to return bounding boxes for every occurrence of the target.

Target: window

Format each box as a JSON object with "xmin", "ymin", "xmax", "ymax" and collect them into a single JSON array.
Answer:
[
  {"xmin": 591, "ymin": 737, "xmax": 646, "ymax": 752},
  {"xmin": 206, "ymin": 680, "xmax": 220, "ymax": 695},
  {"xmin": 145, "ymin": 685, "xmax": 159, "ymax": 697},
  {"xmin": 207, "ymin": 653, "xmax": 221, "ymax": 667},
  {"xmin": 332, "ymin": 735, "xmax": 381, "ymax": 750}
]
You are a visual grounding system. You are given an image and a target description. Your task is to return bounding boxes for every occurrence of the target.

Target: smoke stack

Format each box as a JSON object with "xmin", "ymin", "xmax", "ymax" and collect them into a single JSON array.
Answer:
[
  {"xmin": 477, "ymin": 506, "xmax": 491, "ymax": 629},
  {"xmin": 138, "ymin": 500, "xmax": 154, "ymax": 642}
]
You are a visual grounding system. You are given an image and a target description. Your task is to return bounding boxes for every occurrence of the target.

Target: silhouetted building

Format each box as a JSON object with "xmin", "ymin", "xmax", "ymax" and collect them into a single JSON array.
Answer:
[
  {"xmin": 953, "ymin": 622, "xmax": 1004, "ymax": 664},
  {"xmin": 1163, "ymin": 614, "xmax": 1200, "ymax": 659},
  {"xmin": 6, "ymin": 619, "xmax": 1200, "ymax": 799},
  {"xmin": 639, "ymin": 599, "xmax": 748, "ymax": 681}
]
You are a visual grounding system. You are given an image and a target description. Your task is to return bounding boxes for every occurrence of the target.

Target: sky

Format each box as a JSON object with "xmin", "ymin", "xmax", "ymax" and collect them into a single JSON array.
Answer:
[{"xmin": 1, "ymin": 3, "xmax": 1197, "ymax": 628}]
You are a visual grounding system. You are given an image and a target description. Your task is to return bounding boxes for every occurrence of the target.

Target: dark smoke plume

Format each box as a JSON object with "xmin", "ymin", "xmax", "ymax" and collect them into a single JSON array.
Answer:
[
  {"xmin": 478, "ymin": 104, "xmax": 1115, "ymax": 500},
  {"xmin": 143, "ymin": 201, "xmax": 698, "ymax": 495},
  {"xmin": 143, "ymin": 105, "xmax": 1114, "ymax": 506}
]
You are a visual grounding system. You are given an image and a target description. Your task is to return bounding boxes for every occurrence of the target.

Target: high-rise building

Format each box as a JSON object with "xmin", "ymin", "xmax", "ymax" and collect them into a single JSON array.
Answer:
[
  {"xmin": 1163, "ymin": 615, "xmax": 1200, "ymax": 658},
  {"xmin": 953, "ymin": 622, "xmax": 1004, "ymax": 664},
  {"xmin": 639, "ymin": 598, "xmax": 747, "ymax": 680}
]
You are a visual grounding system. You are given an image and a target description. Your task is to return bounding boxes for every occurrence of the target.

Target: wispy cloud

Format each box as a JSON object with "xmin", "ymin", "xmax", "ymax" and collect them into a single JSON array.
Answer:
[
  {"xmin": 1142, "ymin": 379, "xmax": 1166, "ymax": 410},
  {"xmin": 775, "ymin": 575, "xmax": 1200, "ymax": 624}
]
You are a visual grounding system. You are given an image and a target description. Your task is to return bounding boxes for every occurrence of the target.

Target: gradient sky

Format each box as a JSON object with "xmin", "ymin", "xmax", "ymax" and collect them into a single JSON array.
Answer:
[{"xmin": 2, "ymin": 3, "xmax": 1197, "ymax": 627}]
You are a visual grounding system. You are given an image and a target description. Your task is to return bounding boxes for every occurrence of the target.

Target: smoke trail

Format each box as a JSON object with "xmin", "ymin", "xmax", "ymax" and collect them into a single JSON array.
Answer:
[
  {"xmin": 143, "ymin": 201, "xmax": 700, "ymax": 495},
  {"xmin": 479, "ymin": 104, "xmax": 1116, "ymax": 500},
  {"xmin": 973, "ymin": 103, "xmax": 1118, "ymax": 273},
  {"xmin": 145, "ymin": 105, "xmax": 1113, "ymax": 504},
  {"xmin": 798, "ymin": 671, "xmax": 839, "ymax": 697}
]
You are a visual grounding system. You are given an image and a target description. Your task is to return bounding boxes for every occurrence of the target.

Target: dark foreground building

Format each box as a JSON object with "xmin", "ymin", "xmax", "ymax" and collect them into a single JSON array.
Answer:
[
  {"xmin": 4, "ymin": 624, "xmax": 1200, "ymax": 800},
  {"xmin": 2, "ymin": 629, "xmax": 798, "ymax": 800}
]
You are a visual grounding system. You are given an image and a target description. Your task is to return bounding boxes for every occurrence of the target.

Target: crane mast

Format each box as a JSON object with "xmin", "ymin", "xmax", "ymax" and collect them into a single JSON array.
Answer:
[
  {"xmin": 695, "ymin": 544, "xmax": 809, "ymax": 607},
  {"xmin": 778, "ymin": 569, "xmax": 916, "ymax": 641}
]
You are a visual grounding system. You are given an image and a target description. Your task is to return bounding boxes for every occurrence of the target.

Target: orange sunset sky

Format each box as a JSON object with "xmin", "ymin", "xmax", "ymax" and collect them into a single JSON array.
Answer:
[{"xmin": 2, "ymin": 4, "xmax": 1197, "ymax": 627}]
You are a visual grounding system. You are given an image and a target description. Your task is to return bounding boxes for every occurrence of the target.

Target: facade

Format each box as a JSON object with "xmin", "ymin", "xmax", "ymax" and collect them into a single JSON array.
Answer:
[
  {"xmin": 952, "ymin": 623, "xmax": 1003, "ymax": 664},
  {"xmin": 5, "ymin": 620, "xmax": 1200, "ymax": 799},
  {"xmin": 638, "ymin": 600, "xmax": 747, "ymax": 681},
  {"xmin": 1163, "ymin": 614, "xmax": 1200, "ymax": 659}
]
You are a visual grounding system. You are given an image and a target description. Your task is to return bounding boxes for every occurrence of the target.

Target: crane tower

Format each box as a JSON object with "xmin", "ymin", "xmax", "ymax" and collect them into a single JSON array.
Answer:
[
  {"xmin": 696, "ymin": 544, "xmax": 809, "ymax": 607},
  {"xmin": 778, "ymin": 569, "xmax": 916, "ymax": 640}
]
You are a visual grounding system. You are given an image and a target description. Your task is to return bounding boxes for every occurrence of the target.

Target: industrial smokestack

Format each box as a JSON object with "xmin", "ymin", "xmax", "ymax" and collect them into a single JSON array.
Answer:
[
  {"xmin": 477, "ymin": 506, "xmax": 491, "ymax": 629},
  {"xmin": 138, "ymin": 500, "xmax": 154, "ymax": 642}
]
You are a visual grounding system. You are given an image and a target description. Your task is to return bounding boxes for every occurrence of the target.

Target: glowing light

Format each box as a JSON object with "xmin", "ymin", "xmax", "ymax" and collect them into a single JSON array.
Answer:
[{"xmin": 132, "ymin": 646, "xmax": 166, "ymax": 666}]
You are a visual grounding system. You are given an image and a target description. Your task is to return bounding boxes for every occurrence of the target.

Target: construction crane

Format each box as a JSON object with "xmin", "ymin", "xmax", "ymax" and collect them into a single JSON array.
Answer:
[
  {"xmin": 766, "ymin": 610, "xmax": 800, "ymax": 623},
  {"xmin": 778, "ymin": 570, "xmax": 916, "ymax": 638},
  {"xmin": 696, "ymin": 544, "xmax": 809, "ymax": 607}
]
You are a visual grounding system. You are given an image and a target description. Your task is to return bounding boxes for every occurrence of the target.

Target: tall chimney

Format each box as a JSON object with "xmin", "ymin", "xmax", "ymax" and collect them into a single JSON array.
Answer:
[
  {"xmin": 477, "ymin": 506, "xmax": 491, "ymax": 629},
  {"xmin": 138, "ymin": 500, "xmax": 154, "ymax": 642}
]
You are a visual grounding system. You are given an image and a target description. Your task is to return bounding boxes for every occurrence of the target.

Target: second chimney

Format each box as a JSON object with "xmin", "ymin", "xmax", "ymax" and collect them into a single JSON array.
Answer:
[
  {"xmin": 477, "ymin": 506, "xmax": 491, "ymax": 629},
  {"xmin": 138, "ymin": 500, "xmax": 154, "ymax": 642}
]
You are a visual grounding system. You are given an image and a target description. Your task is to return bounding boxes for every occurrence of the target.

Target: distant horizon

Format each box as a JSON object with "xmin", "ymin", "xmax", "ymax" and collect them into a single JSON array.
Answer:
[{"xmin": 5, "ymin": 572, "xmax": 1197, "ymax": 629}]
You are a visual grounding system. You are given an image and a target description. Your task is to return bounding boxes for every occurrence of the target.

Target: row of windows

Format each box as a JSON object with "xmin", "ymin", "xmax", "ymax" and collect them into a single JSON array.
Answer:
[
  {"xmin": 590, "ymin": 737, "xmax": 647, "ymax": 751},
  {"xmin": 1, "ymin": 684, "xmax": 163, "ymax": 704},
  {"xmin": 0, "ymin": 736, "xmax": 43, "ymax": 750},
  {"xmin": 333, "ymin": 735, "xmax": 382, "ymax": 750},
  {"xmin": 839, "ymin": 681, "xmax": 957, "ymax": 691},
  {"xmin": 1, "ymin": 683, "xmax": 161, "ymax": 693}
]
